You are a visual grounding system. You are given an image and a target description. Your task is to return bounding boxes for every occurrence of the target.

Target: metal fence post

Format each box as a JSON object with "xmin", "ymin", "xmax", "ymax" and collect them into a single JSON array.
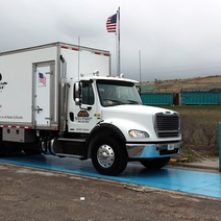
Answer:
[{"xmin": 218, "ymin": 122, "xmax": 221, "ymax": 172}]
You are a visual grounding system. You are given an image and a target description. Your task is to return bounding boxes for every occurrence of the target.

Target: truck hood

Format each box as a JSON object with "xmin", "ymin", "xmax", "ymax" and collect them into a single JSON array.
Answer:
[
  {"xmin": 102, "ymin": 104, "xmax": 175, "ymax": 117},
  {"xmin": 101, "ymin": 104, "xmax": 179, "ymax": 142}
]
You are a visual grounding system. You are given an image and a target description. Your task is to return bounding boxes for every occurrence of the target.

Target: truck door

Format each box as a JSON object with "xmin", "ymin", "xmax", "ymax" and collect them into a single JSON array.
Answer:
[
  {"xmin": 33, "ymin": 62, "xmax": 55, "ymax": 128},
  {"xmin": 68, "ymin": 81, "xmax": 99, "ymax": 133}
]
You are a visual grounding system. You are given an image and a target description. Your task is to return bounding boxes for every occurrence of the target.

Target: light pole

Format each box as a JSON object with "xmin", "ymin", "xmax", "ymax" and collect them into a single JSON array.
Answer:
[{"xmin": 139, "ymin": 50, "xmax": 142, "ymax": 93}]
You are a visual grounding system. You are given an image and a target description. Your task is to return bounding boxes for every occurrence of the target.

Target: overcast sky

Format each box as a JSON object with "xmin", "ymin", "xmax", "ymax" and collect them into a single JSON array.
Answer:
[{"xmin": 1, "ymin": 0, "xmax": 221, "ymax": 81}]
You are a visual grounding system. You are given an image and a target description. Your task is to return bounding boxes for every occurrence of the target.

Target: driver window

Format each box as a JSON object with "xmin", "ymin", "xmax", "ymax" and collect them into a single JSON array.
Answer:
[{"xmin": 82, "ymin": 81, "xmax": 94, "ymax": 105}]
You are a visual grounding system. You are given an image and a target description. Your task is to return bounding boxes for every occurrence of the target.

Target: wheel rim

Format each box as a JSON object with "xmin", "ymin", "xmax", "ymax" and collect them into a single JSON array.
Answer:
[{"xmin": 97, "ymin": 144, "xmax": 115, "ymax": 168}]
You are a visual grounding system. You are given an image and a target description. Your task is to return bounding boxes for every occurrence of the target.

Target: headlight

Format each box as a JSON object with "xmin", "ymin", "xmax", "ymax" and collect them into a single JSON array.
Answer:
[{"xmin": 128, "ymin": 129, "xmax": 149, "ymax": 138}]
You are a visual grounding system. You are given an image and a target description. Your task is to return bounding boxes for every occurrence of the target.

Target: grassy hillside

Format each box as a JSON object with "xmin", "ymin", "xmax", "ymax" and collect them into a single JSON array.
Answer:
[{"xmin": 141, "ymin": 75, "xmax": 221, "ymax": 93}]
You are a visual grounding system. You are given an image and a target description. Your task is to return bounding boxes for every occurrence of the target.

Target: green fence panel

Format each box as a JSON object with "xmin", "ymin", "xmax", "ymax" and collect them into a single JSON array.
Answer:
[
  {"xmin": 181, "ymin": 91, "xmax": 221, "ymax": 105},
  {"xmin": 141, "ymin": 93, "xmax": 174, "ymax": 106}
]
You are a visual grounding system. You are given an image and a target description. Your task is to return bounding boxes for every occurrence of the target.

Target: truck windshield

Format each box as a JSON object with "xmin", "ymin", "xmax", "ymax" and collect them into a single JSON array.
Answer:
[{"xmin": 96, "ymin": 80, "xmax": 142, "ymax": 107}]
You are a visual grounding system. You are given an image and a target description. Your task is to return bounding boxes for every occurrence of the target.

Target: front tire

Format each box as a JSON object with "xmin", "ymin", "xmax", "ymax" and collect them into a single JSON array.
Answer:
[
  {"xmin": 91, "ymin": 136, "xmax": 128, "ymax": 176},
  {"xmin": 140, "ymin": 157, "xmax": 170, "ymax": 170}
]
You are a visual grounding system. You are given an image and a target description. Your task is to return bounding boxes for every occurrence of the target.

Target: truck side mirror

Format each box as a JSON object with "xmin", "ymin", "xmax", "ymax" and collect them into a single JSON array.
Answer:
[
  {"xmin": 136, "ymin": 85, "xmax": 141, "ymax": 95},
  {"xmin": 74, "ymin": 82, "xmax": 81, "ymax": 105}
]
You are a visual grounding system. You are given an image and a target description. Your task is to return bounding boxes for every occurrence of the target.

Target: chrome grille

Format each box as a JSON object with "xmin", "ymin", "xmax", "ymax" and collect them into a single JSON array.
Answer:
[{"xmin": 155, "ymin": 112, "xmax": 180, "ymax": 138}]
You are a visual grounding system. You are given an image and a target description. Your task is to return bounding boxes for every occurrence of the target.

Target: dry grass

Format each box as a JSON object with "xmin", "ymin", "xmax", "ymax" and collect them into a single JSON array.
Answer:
[{"xmin": 171, "ymin": 105, "xmax": 221, "ymax": 161}]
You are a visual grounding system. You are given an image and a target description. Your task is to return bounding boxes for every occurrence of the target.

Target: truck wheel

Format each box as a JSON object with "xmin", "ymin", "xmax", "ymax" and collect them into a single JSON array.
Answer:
[
  {"xmin": 91, "ymin": 136, "xmax": 128, "ymax": 176},
  {"xmin": 39, "ymin": 138, "xmax": 48, "ymax": 154},
  {"xmin": 140, "ymin": 157, "xmax": 170, "ymax": 170}
]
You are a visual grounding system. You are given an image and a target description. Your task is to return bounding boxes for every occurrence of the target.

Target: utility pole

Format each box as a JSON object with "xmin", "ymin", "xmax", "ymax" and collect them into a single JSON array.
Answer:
[{"xmin": 139, "ymin": 49, "xmax": 142, "ymax": 93}]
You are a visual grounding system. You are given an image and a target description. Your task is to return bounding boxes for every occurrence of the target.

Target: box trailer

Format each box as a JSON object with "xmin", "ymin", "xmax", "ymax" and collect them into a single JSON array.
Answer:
[{"xmin": 0, "ymin": 42, "xmax": 181, "ymax": 175}]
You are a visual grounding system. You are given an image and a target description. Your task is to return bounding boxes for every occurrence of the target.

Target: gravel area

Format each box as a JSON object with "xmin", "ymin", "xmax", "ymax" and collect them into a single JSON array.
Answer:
[{"xmin": 0, "ymin": 164, "xmax": 221, "ymax": 221}]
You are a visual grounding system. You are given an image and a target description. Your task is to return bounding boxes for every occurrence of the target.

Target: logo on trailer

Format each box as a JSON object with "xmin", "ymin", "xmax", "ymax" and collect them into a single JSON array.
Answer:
[{"xmin": 0, "ymin": 73, "xmax": 8, "ymax": 92}]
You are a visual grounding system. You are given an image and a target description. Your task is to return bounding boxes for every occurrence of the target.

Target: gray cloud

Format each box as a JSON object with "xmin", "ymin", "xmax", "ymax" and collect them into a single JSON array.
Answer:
[{"xmin": 1, "ymin": 0, "xmax": 221, "ymax": 81}]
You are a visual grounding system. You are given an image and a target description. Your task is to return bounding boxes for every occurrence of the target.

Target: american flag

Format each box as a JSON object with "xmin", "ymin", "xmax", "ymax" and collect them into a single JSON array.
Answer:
[
  {"xmin": 38, "ymin": 72, "xmax": 46, "ymax": 86},
  {"xmin": 106, "ymin": 13, "xmax": 117, "ymax": 33}
]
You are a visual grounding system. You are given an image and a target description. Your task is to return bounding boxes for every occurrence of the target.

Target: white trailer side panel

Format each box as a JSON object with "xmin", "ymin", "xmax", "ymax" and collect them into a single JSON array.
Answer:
[
  {"xmin": 60, "ymin": 47, "xmax": 110, "ymax": 79},
  {"xmin": 0, "ymin": 47, "xmax": 58, "ymax": 126},
  {"xmin": 80, "ymin": 50, "xmax": 110, "ymax": 76}
]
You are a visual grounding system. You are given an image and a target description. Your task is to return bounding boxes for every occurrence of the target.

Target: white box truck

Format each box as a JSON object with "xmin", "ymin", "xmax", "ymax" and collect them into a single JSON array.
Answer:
[{"xmin": 0, "ymin": 42, "xmax": 181, "ymax": 175}]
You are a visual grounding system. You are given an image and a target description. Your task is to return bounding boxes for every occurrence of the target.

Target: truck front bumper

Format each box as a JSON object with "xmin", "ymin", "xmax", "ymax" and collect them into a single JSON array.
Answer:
[{"xmin": 126, "ymin": 142, "xmax": 181, "ymax": 159}]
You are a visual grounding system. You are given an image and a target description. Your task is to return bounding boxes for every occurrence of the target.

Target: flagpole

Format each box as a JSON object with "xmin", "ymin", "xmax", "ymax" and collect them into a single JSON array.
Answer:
[
  {"xmin": 117, "ymin": 7, "xmax": 120, "ymax": 75},
  {"xmin": 139, "ymin": 49, "xmax": 142, "ymax": 93},
  {"xmin": 106, "ymin": 8, "xmax": 121, "ymax": 75},
  {"xmin": 78, "ymin": 36, "xmax": 80, "ymax": 81}
]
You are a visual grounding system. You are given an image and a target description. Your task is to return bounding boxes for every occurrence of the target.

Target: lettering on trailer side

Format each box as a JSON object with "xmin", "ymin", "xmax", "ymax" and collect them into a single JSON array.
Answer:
[
  {"xmin": 0, "ymin": 73, "xmax": 8, "ymax": 92},
  {"xmin": 0, "ymin": 115, "xmax": 23, "ymax": 120}
]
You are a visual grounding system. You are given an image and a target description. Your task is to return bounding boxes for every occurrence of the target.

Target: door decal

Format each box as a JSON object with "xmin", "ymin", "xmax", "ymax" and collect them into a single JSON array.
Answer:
[
  {"xmin": 76, "ymin": 110, "xmax": 92, "ymax": 123},
  {"xmin": 38, "ymin": 72, "xmax": 47, "ymax": 87}
]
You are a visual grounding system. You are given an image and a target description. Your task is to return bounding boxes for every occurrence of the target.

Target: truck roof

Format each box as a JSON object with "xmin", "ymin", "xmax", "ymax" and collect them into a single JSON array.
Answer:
[
  {"xmin": 78, "ymin": 74, "xmax": 138, "ymax": 84},
  {"xmin": 0, "ymin": 42, "xmax": 110, "ymax": 56}
]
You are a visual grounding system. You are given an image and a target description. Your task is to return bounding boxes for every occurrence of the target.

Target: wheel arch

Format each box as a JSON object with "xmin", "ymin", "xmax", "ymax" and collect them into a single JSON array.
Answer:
[{"xmin": 86, "ymin": 123, "xmax": 127, "ymax": 158}]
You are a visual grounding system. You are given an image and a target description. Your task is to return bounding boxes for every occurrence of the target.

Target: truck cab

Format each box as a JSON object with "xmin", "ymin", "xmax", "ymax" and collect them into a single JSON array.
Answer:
[{"xmin": 59, "ymin": 74, "xmax": 181, "ymax": 175}]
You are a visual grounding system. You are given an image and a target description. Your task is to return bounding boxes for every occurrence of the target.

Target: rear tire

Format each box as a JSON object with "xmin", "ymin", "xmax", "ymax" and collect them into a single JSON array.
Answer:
[
  {"xmin": 140, "ymin": 157, "xmax": 170, "ymax": 170},
  {"xmin": 91, "ymin": 136, "xmax": 128, "ymax": 176}
]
